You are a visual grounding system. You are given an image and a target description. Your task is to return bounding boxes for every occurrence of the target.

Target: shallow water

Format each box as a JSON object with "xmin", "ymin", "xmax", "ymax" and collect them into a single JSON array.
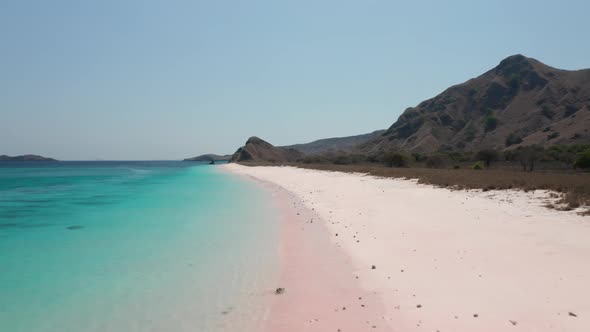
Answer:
[{"xmin": 0, "ymin": 161, "xmax": 278, "ymax": 332}]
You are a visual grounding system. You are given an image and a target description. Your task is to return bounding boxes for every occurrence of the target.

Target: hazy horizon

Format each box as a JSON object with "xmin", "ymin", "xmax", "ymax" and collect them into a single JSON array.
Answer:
[{"xmin": 2, "ymin": 0, "xmax": 590, "ymax": 160}]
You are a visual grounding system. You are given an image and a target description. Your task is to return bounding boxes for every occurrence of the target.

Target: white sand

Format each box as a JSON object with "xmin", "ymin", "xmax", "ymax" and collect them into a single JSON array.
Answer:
[{"xmin": 224, "ymin": 164, "xmax": 590, "ymax": 332}]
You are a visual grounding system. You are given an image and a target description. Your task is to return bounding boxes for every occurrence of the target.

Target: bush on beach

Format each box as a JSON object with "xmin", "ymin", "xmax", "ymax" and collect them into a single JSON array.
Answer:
[
  {"xmin": 382, "ymin": 152, "xmax": 410, "ymax": 167},
  {"xmin": 574, "ymin": 149, "xmax": 590, "ymax": 169},
  {"xmin": 471, "ymin": 161, "xmax": 484, "ymax": 170}
]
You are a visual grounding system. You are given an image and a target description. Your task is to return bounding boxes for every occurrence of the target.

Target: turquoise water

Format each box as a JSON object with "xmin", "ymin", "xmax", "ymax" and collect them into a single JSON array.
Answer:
[{"xmin": 0, "ymin": 161, "xmax": 278, "ymax": 332}]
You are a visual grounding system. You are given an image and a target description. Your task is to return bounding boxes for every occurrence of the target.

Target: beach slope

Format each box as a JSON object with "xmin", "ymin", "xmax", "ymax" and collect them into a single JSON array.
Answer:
[{"xmin": 224, "ymin": 164, "xmax": 590, "ymax": 332}]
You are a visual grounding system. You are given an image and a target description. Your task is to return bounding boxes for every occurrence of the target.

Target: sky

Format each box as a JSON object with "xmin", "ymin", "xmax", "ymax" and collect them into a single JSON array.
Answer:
[{"xmin": 1, "ymin": 0, "xmax": 589, "ymax": 160}]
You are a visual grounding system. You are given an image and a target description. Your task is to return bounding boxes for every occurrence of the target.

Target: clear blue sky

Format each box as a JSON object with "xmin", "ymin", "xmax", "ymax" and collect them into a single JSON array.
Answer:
[{"xmin": 1, "ymin": 0, "xmax": 589, "ymax": 160}]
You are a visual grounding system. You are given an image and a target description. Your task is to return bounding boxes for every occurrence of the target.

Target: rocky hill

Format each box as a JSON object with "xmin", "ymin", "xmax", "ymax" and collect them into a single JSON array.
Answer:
[
  {"xmin": 183, "ymin": 154, "xmax": 232, "ymax": 162},
  {"xmin": 0, "ymin": 154, "xmax": 57, "ymax": 161},
  {"xmin": 230, "ymin": 137, "xmax": 304, "ymax": 163},
  {"xmin": 283, "ymin": 130, "xmax": 385, "ymax": 154},
  {"xmin": 361, "ymin": 54, "xmax": 590, "ymax": 154}
]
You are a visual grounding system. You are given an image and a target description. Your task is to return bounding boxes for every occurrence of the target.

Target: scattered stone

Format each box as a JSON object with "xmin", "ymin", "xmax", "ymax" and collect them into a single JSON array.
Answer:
[
  {"xmin": 275, "ymin": 287, "xmax": 285, "ymax": 295},
  {"xmin": 569, "ymin": 312, "xmax": 577, "ymax": 317},
  {"xmin": 371, "ymin": 265, "xmax": 376, "ymax": 270},
  {"xmin": 509, "ymin": 320, "xmax": 518, "ymax": 325},
  {"xmin": 473, "ymin": 314, "xmax": 479, "ymax": 318},
  {"xmin": 417, "ymin": 304, "xmax": 422, "ymax": 308}
]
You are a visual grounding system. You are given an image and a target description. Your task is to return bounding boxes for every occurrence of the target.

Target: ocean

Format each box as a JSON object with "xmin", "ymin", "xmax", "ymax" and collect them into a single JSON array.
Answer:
[{"xmin": 0, "ymin": 161, "xmax": 279, "ymax": 332}]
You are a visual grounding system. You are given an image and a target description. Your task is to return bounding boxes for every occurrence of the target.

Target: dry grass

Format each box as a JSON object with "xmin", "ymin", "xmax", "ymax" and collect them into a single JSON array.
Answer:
[{"xmin": 238, "ymin": 162, "xmax": 590, "ymax": 214}]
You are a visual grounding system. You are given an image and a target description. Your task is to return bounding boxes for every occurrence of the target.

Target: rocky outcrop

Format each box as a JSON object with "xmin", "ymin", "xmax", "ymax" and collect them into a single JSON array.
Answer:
[{"xmin": 230, "ymin": 137, "xmax": 304, "ymax": 163}]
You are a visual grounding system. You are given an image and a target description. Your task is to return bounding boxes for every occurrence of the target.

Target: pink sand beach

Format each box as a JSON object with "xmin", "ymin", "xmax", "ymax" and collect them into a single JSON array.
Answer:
[{"xmin": 225, "ymin": 164, "xmax": 590, "ymax": 332}]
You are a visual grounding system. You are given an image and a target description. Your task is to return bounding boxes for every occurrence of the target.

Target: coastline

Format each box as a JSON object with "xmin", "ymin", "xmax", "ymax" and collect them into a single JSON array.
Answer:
[
  {"xmin": 224, "ymin": 164, "xmax": 590, "ymax": 332},
  {"xmin": 223, "ymin": 166, "xmax": 393, "ymax": 331}
]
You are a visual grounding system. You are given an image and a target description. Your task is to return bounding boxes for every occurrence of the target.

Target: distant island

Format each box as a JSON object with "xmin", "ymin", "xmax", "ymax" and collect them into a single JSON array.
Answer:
[
  {"xmin": 0, "ymin": 154, "xmax": 57, "ymax": 161},
  {"xmin": 183, "ymin": 154, "xmax": 232, "ymax": 162}
]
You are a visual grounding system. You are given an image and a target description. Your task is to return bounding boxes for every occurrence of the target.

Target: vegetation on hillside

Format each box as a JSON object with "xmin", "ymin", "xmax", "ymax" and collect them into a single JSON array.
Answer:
[{"xmin": 295, "ymin": 144, "xmax": 590, "ymax": 171}]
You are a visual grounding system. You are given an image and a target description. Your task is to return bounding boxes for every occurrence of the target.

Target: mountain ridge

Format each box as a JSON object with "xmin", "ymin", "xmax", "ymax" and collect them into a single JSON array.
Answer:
[
  {"xmin": 229, "ymin": 55, "xmax": 589, "ymax": 162},
  {"xmin": 282, "ymin": 130, "xmax": 386, "ymax": 154},
  {"xmin": 359, "ymin": 54, "xmax": 590, "ymax": 154}
]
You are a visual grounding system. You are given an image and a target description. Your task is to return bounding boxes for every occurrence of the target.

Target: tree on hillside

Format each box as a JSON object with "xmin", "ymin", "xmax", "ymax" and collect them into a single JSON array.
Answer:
[
  {"xmin": 425, "ymin": 154, "xmax": 450, "ymax": 168},
  {"xmin": 476, "ymin": 149, "xmax": 499, "ymax": 168},
  {"xmin": 485, "ymin": 116, "xmax": 498, "ymax": 132},
  {"xmin": 574, "ymin": 149, "xmax": 590, "ymax": 169},
  {"xmin": 516, "ymin": 146, "xmax": 543, "ymax": 172},
  {"xmin": 382, "ymin": 152, "xmax": 409, "ymax": 167}
]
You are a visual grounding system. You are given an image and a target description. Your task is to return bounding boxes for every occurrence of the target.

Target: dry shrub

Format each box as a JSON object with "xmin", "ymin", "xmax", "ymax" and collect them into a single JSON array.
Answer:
[
  {"xmin": 282, "ymin": 163, "xmax": 590, "ymax": 213},
  {"xmin": 558, "ymin": 192, "xmax": 582, "ymax": 209}
]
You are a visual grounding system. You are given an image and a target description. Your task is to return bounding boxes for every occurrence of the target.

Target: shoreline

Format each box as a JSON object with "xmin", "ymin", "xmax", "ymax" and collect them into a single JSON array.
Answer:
[
  {"xmin": 224, "ymin": 164, "xmax": 590, "ymax": 332},
  {"xmin": 225, "ymin": 167, "xmax": 394, "ymax": 331}
]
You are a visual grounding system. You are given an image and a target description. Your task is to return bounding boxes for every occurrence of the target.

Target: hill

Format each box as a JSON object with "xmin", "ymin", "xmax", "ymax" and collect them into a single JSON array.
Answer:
[
  {"xmin": 283, "ymin": 130, "xmax": 386, "ymax": 154},
  {"xmin": 0, "ymin": 154, "xmax": 57, "ymax": 161},
  {"xmin": 230, "ymin": 137, "xmax": 304, "ymax": 163},
  {"xmin": 361, "ymin": 54, "xmax": 590, "ymax": 154},
  {"xmin": 183, "ymin": 154, "xmax": 232, "ymax": 162}
]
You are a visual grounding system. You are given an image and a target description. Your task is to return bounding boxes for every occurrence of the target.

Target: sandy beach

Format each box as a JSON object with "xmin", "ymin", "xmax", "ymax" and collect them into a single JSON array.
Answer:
[{"xmin": 224, "ymin": 164, "xmax": 590, "ymax": 332}]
